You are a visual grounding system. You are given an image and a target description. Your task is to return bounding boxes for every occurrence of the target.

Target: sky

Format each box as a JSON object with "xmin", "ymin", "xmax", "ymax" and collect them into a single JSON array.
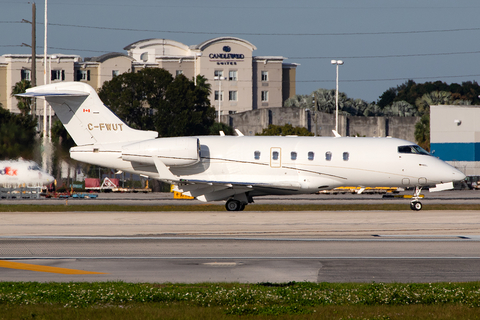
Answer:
[{"xmin": 1, "ymin": 0, "xmax": 480, "ymax": 103}]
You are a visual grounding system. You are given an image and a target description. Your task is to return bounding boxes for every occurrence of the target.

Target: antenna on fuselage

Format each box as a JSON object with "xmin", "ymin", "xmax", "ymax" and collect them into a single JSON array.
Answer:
[{"xmin": 235, "ymin": 129, "xmax": 244, "ymax": 136}]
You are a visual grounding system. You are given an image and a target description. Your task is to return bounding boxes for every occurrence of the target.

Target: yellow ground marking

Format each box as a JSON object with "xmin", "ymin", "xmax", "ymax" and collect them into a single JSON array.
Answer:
[{"xmin": 0, "ymin": 260, "xmax": 108, "ymax": 275}]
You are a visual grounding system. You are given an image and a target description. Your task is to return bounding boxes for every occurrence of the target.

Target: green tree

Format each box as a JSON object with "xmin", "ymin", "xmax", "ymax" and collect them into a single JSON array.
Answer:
[
  {"xmin": 415, "ymin": 114, "xmax": 430, "ymax": 152},
  {"xmin": 256, "ymin": 124, "xmax": 314, "ymax": 136},
  {"xmin": 155, "ymin": 74, "xmax": 214, "ymax": 137},
  {"xmin": 377, "ymin": 80, "xmax": 480, "ymax": 108},
  {"xmin": 209, "ymin": 122, "xmax": 234, "ymax": 135},
  {"xmin": 285, "ymin": 88, "xmax": 378, "ymax": 117},
  {"xmin": 11, "ymin": 80, "xmax": 32, "ymax": 116},
  {"xmin": 382, "ymin": 101, "xmax": 419, "ymax": 117},
  {"xmin": 98, "ymin": 69, "xmax": 215, "ymax": 137},
  {"xmin": 0, "ymin": 107, "xmax": 37, "ymax": 159}
]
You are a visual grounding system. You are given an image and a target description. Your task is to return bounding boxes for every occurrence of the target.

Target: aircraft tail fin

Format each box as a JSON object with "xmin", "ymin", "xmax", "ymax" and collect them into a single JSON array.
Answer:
[{"xmin": 18, "ymin": 82, "xmax": 158, "ymax": 146}]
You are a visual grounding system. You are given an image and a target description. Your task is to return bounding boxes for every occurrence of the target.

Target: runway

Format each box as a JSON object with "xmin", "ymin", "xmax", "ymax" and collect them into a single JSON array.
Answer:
[{"xmin": 0, "ymin": 209, "xmax": 479, "ymax": 283}]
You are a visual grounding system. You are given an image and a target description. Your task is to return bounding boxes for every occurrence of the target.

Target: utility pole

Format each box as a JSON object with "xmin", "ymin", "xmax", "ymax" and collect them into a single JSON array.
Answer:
[
  {"xmin": 21, "ymin": 3, "xmax": 37, "ymax": 117},
  {"xmin": 31, "ymin": 2, "xmax": 36, "ymax": 87}
]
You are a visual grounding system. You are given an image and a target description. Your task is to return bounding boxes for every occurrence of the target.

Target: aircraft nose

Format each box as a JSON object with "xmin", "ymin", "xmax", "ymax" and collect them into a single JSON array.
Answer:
[
  {"xmin": 44, "ymin": 173, "xmax": 55, "ymax": 185},
  {"xmin": 445, "ymin": 165, "xmax": 466, "ymax": 183}
]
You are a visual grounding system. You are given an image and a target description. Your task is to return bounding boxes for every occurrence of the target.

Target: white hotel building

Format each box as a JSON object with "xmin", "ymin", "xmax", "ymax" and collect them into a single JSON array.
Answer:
[{"xmin": 0, "ymin": 37, "xmax": 298, "ymax": 118}]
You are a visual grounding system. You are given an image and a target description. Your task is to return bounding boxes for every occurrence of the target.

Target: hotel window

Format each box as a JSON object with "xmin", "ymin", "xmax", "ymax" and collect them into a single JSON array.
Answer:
[
  {"xmin": 214, "ymin": 90, "xmax": 223, "ymax": 101},
  {"xmin": 261, "ymin": 91, "xmax": 269, "ymax": 102},
  {"xmin": 229, "ymin": 91, "xmax": 237, "ymax": 101},
  {"xmin": 229, "ymin": 70, "xmax": 237, "ymax": 81},
  {"xmin": 21, "ymin": 69, "xmax": 31, "ymax": 81},
  {"xmin": 76, "ymin": 70, "xmax": 90, "ymax": 81},
  {"xmin": 261, "ymin": 71, "xmax": 268, "ymax": 81},
  {"xmin": 176, "ymin": 70, "xmax": 183, "ymax": 76},
  {"xmin": 214, "ymin": 70, "xmax": 224, "ymax": 78},
  {"xmin": 51, "ymin": 69, "xmax": 65, "ymax": 81},
  {"xmin": 112, "ymin": 70, "xmax": 120, "ymax": 77}
]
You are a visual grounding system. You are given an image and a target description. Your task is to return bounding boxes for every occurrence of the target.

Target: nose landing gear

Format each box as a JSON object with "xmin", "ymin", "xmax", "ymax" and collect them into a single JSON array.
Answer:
[{"xmin": 410, "ymin": 186, "xmax": 423, "ymax": 211}]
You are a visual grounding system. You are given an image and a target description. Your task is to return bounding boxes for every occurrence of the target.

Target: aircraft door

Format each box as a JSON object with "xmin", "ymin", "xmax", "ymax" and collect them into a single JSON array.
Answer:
[{"xmin": 270, "ymin": 147, "xmax": 281, "ymax": 168}]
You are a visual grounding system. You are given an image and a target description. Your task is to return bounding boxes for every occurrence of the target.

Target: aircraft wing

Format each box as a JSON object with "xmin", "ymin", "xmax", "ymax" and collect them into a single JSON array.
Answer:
[{"xmin": 173, "ymin": 179, "xmax": 302, "ymax": 202}]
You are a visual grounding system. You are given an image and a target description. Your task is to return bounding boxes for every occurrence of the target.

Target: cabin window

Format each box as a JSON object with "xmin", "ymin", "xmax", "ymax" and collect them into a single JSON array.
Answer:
[
  {"xmin": 308, "ymin": 151, "xmax": 314, "ymax": 161},
  {"xmin": 291, "ymin": 151, "xmax": 297, "ymax": 160},
  {"xmin": 272, "ymin": 151, "xmax": 279, "ymax": 160},
  {"xmin": 254, "ymin": 151, "xmax": 261, "ymax": 160},
  {"xmin": 343, "ymin": 152, "xmax": 349, "ymax": 161},
  {"xmin": 325, "ymin": 151, "xmax": 332, "ymax": 161}
]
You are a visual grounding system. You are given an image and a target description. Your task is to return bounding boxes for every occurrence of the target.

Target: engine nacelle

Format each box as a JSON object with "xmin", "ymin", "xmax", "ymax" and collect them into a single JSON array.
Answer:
[{"xmin": 122, "ymin": 137, "xmax": 200, "ymax": 167}]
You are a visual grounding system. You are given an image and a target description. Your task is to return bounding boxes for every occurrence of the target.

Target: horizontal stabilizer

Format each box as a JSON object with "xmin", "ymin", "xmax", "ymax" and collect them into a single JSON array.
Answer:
[
  {"xmin": 17, "ymin": 82, "xmax": 158, "ymax": 146},
  {"xmin": 17, "ymin": 91, "xmax": 89, "ymax": 97}
]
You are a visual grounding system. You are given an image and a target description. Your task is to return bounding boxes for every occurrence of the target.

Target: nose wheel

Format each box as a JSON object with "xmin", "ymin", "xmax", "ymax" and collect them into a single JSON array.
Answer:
[{"xmin": 410, "ymin": 201, "xmax": 422, "ymax": 211}]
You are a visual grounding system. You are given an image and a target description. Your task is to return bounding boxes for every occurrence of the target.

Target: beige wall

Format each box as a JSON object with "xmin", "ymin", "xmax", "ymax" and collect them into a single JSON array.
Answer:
[
  {"xmin": 201, "ymin": 40, "xmax": 254, "ymax": 114},
  {"xmin": 0, "ymin": 55, "xmax": 79, "ymax": 113},
  {"xmin": 253, "ymin": 59, "xmax": 283, "ymax": 109},
  {"xmin": 0, "ymin": 65, "xmax": 6, "ymax": 109},
  {"xmin": 157, "ymin": 58, "xmax": 195, "ymax": 80},
  {"xmin": 282, "ymin": 66, "xmax": 297, "ymax": 102},
  {"xmin": 97, "ymin": 56, "xmax": 132, "ymax": 87}
]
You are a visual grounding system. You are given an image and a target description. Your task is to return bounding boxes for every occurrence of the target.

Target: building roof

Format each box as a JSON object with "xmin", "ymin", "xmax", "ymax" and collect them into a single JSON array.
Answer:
[
  {"xmin": 191, "ymin": 37, "xmax": 257, "ymax": 51},
  {"xmin": 123, "ymin": 39, "xmax": 190, "ymax": 52},
  {"xmin": 84, "ymin": 52, "xmax": 132, "ymax": 63}
]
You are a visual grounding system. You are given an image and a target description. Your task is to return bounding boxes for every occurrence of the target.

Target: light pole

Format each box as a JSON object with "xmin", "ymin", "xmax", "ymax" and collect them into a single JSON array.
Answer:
[
  {"xmin": 331, "ymin": 59, "xmax": 344, "ymax": 133},
  {"xmin": 214, "ymin": 76, "xmax": 226, "ymax": 122}
]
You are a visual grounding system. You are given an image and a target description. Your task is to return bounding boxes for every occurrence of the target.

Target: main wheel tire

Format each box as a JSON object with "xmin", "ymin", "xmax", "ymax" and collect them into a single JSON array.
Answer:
[
  {"xmin": 226, "ymin": 199, "xmax": 241, "ymax": 211},
  {"xmin": 239, "ymin": 202, "xmax": 246, "ymax": 211}
]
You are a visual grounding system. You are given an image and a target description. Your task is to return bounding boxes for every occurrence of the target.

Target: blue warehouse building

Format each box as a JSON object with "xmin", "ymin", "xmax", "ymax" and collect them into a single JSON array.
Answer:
[{"xmin": 430, "ymin": 105, "xmax": 480, "ymax": 176}]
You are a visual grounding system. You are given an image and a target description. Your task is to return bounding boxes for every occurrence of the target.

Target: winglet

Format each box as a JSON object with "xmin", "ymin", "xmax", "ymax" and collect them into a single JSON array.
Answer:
[{"xmin": 332, "ymin": 130, "xmax": 341, "ymax": 137}]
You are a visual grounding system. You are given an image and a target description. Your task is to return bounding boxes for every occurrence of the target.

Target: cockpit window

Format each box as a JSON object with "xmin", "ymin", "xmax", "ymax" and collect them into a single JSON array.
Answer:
[
  {"xmin": 28, "ymin": 165, "xmax": 41, "ymax": 171},
  {"xmin": 398, "ymin": 145, "xmax": 429, "ymax": 155}
]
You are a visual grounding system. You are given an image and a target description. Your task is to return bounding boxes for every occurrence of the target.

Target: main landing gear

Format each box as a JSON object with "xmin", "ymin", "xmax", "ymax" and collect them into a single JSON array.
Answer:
[
  {"xmin": 226, "ymin": 199, "xmax": 247, "ymax": 211},
  {"xmin": 410, "ymin": 186, "xmax": 423, "ymax": 211}
]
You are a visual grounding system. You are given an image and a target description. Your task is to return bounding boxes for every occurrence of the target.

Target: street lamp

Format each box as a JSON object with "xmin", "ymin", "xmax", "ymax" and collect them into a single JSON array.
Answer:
[
  {"xmin": 331, "ymin": 59, "xmax": 344, "ymax": 134},
  {"xmin": 214, "ymin": 76, "xmax": 226, "ymax": 122}
]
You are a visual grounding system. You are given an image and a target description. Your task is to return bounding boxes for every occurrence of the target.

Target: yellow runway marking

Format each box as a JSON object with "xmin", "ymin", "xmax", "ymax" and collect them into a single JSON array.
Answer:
[{"xmin": 0, "ymin": 260, "xmax": 108, "ymax": 275}]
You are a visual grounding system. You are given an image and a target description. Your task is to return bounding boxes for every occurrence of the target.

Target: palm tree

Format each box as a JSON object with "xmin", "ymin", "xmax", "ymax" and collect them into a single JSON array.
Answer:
[{"xmin": 11, "ymin": 80, "xmax": 32, "ymax": 116}]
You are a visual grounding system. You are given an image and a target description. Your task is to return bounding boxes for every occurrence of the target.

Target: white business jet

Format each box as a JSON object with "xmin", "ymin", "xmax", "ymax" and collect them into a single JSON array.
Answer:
[
  {"xmin": 19, "ymin": 82, "xmax": 465, "ymax": 211},
  {"xmin": 0, "ymin": 160, "xmax": 54, "ymax": 188}
]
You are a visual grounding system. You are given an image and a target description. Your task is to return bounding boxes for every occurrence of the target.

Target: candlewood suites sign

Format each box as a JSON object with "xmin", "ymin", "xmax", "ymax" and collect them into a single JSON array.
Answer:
[{"xmin": 209, "ymin": 46, "xmax": 245, "ymax": 65}]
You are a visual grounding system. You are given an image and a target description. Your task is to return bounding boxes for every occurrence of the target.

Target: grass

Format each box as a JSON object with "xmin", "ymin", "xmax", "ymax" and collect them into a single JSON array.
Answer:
[
  {"xmin": 1, "ymin": 203, "xmax": 480, "ymax": 212},
  {"xmin": 0, "ymin": 282, "xmax": 480, "ymax": 319}
]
